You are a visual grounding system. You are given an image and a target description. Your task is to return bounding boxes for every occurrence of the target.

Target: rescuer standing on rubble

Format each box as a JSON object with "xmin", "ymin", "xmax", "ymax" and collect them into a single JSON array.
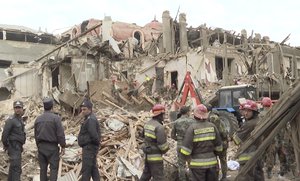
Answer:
[
  {"xmin": 180, "ymin": 104, "xmax": 223, "ymax": 181},
  {"xmin": 233, "ymin": 99, "xmax": 264, "ymax": 181},
  {"xmin": 140, "ymin": 104, "xmax": 169, "ymax": 181},
  {"xmin": 171, "ymin": 105, "xmax": 195, "ymax": 181},
  {"xmin": 78, "ymin": 99, "xmax": 101, "ymax": 181},
  {"xmin": 261, "ymin": 97, "xmax": 289, "ymax": 179},
  {"xmin": 34, "ymin": 97, "xmax": 66, "ymax": 181},
  {"xmin": 1, "ymin": 101, "xmax": 26, "ymax": 181},
  {"xmin": 208, "ymin": 109, "xmax": 229, "ymax": 181}
]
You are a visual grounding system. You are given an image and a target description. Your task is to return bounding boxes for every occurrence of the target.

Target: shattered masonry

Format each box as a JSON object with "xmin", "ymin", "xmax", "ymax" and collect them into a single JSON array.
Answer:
[{"xmin": 0, "ymin": 10, "xmax": 300, "ymax": 180}]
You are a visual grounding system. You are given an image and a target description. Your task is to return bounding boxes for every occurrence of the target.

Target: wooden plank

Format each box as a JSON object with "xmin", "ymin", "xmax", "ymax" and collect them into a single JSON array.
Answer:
[
  {"xmin": 0, "ymin": 166, "xmax": 8, "ymax": 175},
  {"xmin": 118, "ymin": 93, "xmax": 133, "ymax": 105},
  {"xmin": 58, "ymin": 158, "xmax": 63, "ymax": 178},
  {"xmin": 236, "ymin": 80, "xmax": 300, "ymax": 177},
  {"xmin": 141, "ymin": 94, "xmax": 155, "ymax": 106},
  {"xmin": 119, "ymin": 157, "xmax": 142, "ymax": 179},
  {"xmin": 131, "ymin": 96, "xmax": 143, "ymax": 105},
  {"xmin": 104, "ymin": 99, "xmax": 139, "ymax": 119},
  {"xmin": 75, "ymin": 163, "xmax": 82, "ymax": 179}
]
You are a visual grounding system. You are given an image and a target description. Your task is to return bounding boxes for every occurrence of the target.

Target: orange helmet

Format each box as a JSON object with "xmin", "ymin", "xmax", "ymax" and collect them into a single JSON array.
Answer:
[
  {"xmin": 152, "ymin": 104, "xmax": 166, "ymax": 117},
  {"xmin": 262, "ymin": 97, "xmax": 272, "ymax": 107},
  {"xmin": 194, "ymin": 104, "xmax": 209, "ymax": 119},
  {"xmin": 239, "ymin": 100, "xmax": 258, "ymax": 112}
]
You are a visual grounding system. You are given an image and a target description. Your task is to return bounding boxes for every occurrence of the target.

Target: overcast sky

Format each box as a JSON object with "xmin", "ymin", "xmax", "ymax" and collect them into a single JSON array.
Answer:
[{"xmin": 1, "ymin": 0, "xmax": 299, "ymax": 46}]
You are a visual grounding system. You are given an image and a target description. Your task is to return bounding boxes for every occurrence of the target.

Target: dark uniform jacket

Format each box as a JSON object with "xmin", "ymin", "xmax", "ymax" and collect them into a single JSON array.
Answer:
[
  {"xmin": 2, "ymin": 115, "xmax": 26, "ymax": 148},
  {"xmin": 171, "ymin": 115, "xmax": 196, "ymax": 142},
  {"xmin": 180, "ymin": 120, "xmax": 223, "ymax": 168},
  {"xmin": 78, "ymin": 113, "xmax": 101, "ymax": 147},
  {"xmin": 233, "ymin": 117, "xmax": 259, "ymax": 164},
  {"xmin": 143, "ymin": 118, "xmax": 169, "ymax": 162},
  {"xmin": 34, "ymin": 111, "xmax": 66, "ymax": 147}
]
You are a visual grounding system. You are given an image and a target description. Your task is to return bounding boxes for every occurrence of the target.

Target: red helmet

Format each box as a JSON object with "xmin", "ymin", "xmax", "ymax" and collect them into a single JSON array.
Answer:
[
  {"xmin": 152, "ymin": 104, "xmax": 166, "ymax": 116},
  {"xmin": 194, "ymin": 104, "xmax": 209, "ymax": 119},
  {"xmin": 262, "ymin": 97, "xmax": 272, "ymax": 107},
  {"xmin": 239, "ymin": 100, "xmax": 258, "ymax": 111}
]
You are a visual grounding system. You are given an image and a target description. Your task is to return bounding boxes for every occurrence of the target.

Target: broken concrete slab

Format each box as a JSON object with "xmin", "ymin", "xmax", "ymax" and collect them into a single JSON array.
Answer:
[{"xmin": 59, "ymin": 90, "xmax": 84, "ymax": 112}]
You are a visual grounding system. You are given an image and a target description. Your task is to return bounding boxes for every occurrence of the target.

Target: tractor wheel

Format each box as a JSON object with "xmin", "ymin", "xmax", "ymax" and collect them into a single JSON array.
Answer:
[{"xmin": 216, "ymin": 111, "xmax": 239, "ymax": 137}]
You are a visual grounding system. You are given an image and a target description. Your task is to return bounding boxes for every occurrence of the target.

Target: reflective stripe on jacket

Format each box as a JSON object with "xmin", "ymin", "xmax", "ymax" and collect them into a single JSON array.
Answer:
[
  {"xmin": 180, "ymin": 120, "xmax": 223, "ymax": 168},
  {"xmin": 143, "ymin": 118, "xmax": 169, "ymax": 162},
  {"xmin": 233, "ymin": 117, "xmax": 259, "ymax": 164}
]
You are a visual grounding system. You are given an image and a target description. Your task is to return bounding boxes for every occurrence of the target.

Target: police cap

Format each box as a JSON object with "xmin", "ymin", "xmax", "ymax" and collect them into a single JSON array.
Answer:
[
  {"xmin": 13, "ymin": 101, "xmax": 24, "ymax": 108},
  {"xmin": 43, "ymin": 97, "xmax": 53, "ymax": 109},
  {"xmin": 81, "ymin": 99, "xmax": 93, "ymax": 109}
]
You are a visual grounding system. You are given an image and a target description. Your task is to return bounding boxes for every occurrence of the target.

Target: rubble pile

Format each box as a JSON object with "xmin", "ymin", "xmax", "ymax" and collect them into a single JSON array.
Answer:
[{"xmin": 0, "ymin": 92, "xmax": 181, "ymax": 180}]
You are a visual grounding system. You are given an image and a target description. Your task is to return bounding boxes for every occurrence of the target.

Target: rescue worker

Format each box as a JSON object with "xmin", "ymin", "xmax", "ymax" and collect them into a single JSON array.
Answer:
[
  {"xmin": 180, "ymin": 104, "xmax": 223, "ymax": 181},
  {"xmin": 78, "ymin": 99, "xmax": 101, "ymax": 181},
  {"xmin": 171, "ymin": 106, "xmax": 195, "ymax": 181},
  {"xmin": 261, "ymin": 97, "xmax": 289, "ymax": 179},
  {"xmin": 34, "ymin": 97, "xmax": 66, "ymax": 181},
  {"xmin": 1, "ymin": 101, "xmax": 26, "ymax": 181},
  {"xmin": 140, "ymin": 104, "xmax": 169, "ymax": 181},
  {"xmin": 260, "ymin": 97, "xmax": 276, "ymax": 178},
  {"xmin": 259, "ymin": 97, "xmax": 272, "ymax": 117},
  {"xmin": 233, "ymin": 100, "xmax": 264, "ymax": 181},
  {"xmin": 144, "ymin": 75, "xmax": 154, "ymax": 95},
  {"xmin": 209, "ymin": 110, "xmax": 229, "ymax": 181}
]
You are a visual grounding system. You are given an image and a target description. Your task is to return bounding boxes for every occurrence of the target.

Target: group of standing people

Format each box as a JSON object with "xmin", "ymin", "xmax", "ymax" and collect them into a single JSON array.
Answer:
[
  {"xmin": 140, "ymin": 103, "xmax": 224, "ymax": 181},
  {"xmin": 2, "ymin": 96, "xmax": 294, "ymax": 181},
  {"xmin": 141, "ymin": 97, "xmax": 294, "ymax": 181},
  {"xmin": 2, "ymin": 98, "xmax": 101, "ymax": 181}
]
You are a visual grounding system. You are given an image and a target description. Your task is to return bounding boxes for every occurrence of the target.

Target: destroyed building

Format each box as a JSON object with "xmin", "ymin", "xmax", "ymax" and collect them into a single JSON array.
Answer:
[
  {"xmin": 2, "ymin": 10, "xmax": 300, "ymax": 103},
  {"xmin": 0, "ymin": 10, "xmax": 300, "ymax": 181},
  {"xmin": 0, "ymin": 24, "xmax": 57, "ymax": 100}
]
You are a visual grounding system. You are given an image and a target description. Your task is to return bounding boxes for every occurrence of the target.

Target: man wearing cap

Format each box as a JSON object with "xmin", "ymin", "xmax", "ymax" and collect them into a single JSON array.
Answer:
[
  {"xmin": 78, "ymin": 99, "xmax": 100, "ymax": 181},
  {"xmin": 1, "ymin": 101, "xmax": 26, "ymax": 181},
  {"xmin": 34, "ymin": 97, "xmax": 66, "ymax": 181},
  {"xmin": 180, "ymin": 104, "xmax": 223, "ymax": 181},
  {"xmin": 140, "ymin": 104, "xmax": 169, "ymax": 181}
]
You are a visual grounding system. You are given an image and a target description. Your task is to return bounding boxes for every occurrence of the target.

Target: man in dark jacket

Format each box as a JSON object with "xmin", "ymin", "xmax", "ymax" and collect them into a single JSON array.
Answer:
[
  {"xmin": 34, "ymin": 98, "xmax": 66, "ymax": 181},
  {"xmin": 233, "ymin": 99, "xmax": 264, "ymax": 181},
  {"xmin": 180, "ymin": 104, "xmax": 223, "ymax": 181},
  {"xmin": 140, "ymin": 104, "xmax": 169, "ymax": 181},
  {"xmin": 78, "ymin": 99, "xmax": 101, "ymax": 181},
  {"xmin": 1, "ymin": 101, "xmax": 26, "ymax": 181}
]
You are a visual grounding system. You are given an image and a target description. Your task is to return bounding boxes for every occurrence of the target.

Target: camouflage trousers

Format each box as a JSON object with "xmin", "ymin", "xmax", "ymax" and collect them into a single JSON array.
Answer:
[
  {"xmin": 218, "ymin": 147, "xmax": 228, "ymax": 179},
  {"xmin": 265, "ymin": 143, "xmax": 288, "ymax": 176},
  {"xmin": 236, "ymin": 159, "xmax": 265, "ymax": 181},
  {"xmin": 177, "ymin": 142, "xmax": 188, "ymax": 181}
]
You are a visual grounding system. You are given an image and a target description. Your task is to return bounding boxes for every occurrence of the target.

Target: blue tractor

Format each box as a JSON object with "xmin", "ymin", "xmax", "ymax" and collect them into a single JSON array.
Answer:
[{"xmin": 211, "ymin": 84, "xmax": 258, "ymax": 136}]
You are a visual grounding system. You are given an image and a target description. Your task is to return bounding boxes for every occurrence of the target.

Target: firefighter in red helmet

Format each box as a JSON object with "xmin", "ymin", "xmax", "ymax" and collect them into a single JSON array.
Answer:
[
  {"xmin": 180, "ymin": 104, "xmax": 223, "ymax": 181},
  {"xmin": 140, "ymin": 104, "xmax": 169, "ymax": 181},
  {"xmin": 233, "ymin": 100, "xmax": 265, "ymax": 181},
  {"xmin": 262, "ymin": 97, "xmax": 272, "ymax": 107}
]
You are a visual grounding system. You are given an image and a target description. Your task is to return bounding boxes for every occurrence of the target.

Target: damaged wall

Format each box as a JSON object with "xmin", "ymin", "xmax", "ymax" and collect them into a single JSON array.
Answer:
[
  {"xmin": 12, "ymin": 65, "xmax": 42, "ymax": 98},
  {"xmin": 132, "ymin": 50, "xmax": 246, "ymax": 92},
  {"xmin": 72, "ymin": 58, "xmax": 98, "ymax": 92}
]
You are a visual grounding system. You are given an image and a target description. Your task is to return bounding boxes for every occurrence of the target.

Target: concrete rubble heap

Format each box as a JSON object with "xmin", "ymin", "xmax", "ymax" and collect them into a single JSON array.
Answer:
[
  {"xmin": 0, "ymin": 95, "xmax": 174, "ymax": 180},
  {"xmin": 1, "ymin": 9, "xmax": 300, "ymax": 181}
]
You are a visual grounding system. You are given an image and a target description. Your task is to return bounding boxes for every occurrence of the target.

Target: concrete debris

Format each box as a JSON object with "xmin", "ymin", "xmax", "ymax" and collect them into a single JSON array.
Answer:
[
  {"xmin": 1, "ymin": 9, "xmax": 300, "ymax": 181},
  {"xmin": 106, "ymin": 118, "xmax": 125, "ymax": 131},
  {"xmin": 65, "ymin": 135, "xmax": 77, "ymax": 146},
  {"xmin": 62, "ymin": 147, "xmax": 81, "ymax": 162}
]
